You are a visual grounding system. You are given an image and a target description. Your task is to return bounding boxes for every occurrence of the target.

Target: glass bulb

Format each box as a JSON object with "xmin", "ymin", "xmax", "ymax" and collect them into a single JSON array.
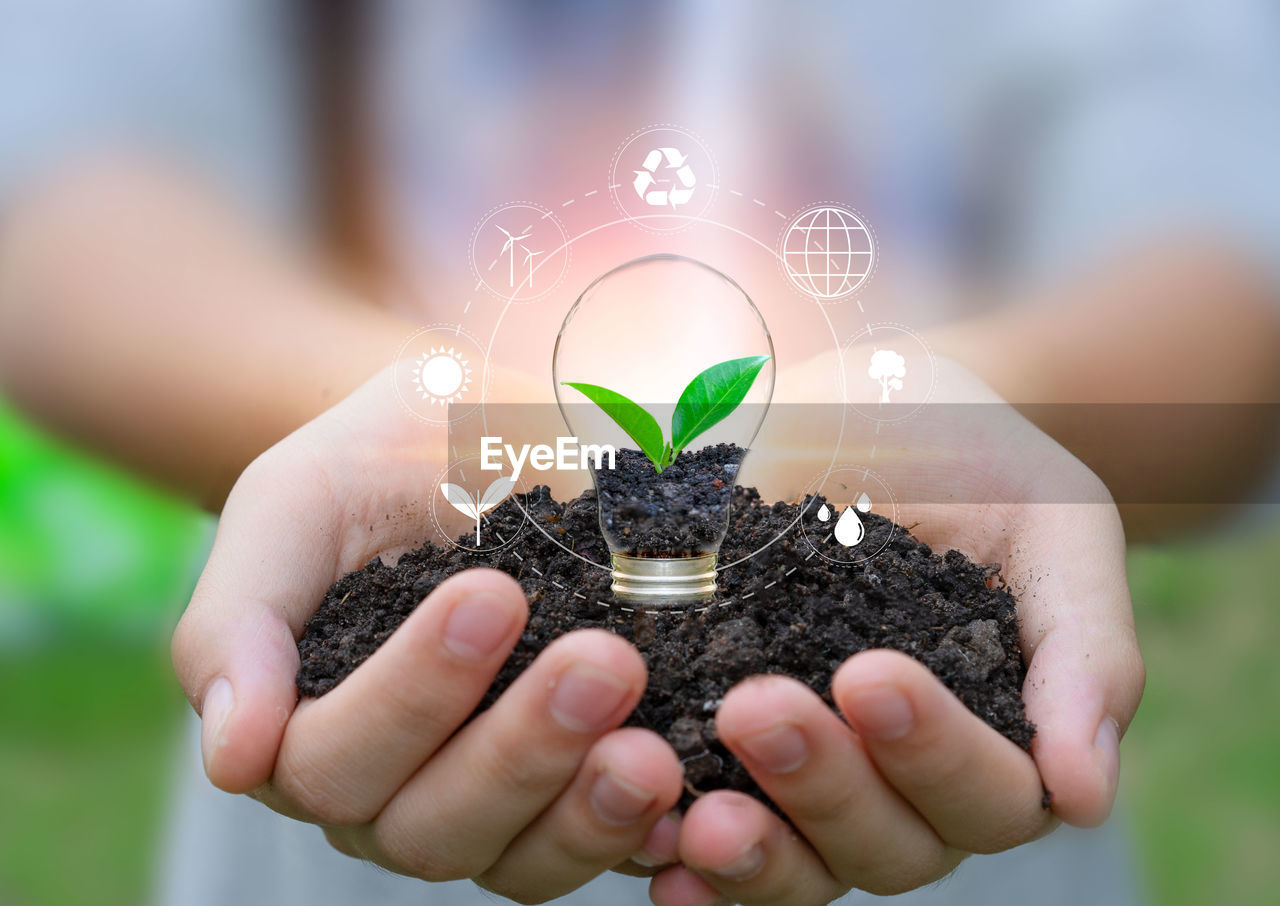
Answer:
[{"xmin": 552, "ymin": 254, "xmax": 775, "ymax": 604}]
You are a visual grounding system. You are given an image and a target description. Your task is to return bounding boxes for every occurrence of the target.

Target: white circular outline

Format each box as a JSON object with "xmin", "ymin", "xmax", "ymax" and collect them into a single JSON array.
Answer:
[
  {"xmin": 428, "ymin": 454, "xmax": 530, "ymax": 554},
  {"xmin": 468, "ymin": 201, "xmax": 571, "ymax": 303},
  {"xmin": 391, "ymin": 324, "xmax": 491, "ymax": 426},
  {"xmin": 608, "ymin": 124, "xmax": 719, "ymax": 234},
  {"xmin": 843, "ymin": 322, "xmax": 938, "ymax": 425},
  {"xmin": 477, "ymin": 212, "xmax": 849, "ymax": 616},
  {"xmin": 777, "ymin": 202, "xmax": 879, "ymax": 303},
  {"xmin": 797, "ymin": 464, "xmax": 899, "ymax": 566}
]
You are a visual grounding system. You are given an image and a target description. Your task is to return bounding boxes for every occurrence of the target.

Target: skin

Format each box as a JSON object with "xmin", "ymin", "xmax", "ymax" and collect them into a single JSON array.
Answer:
[
  {"xmin": 0, "ymin": 158, "xmax": 1276, "ymax": 904},
  {"xmin": 169, "ymin": 367, "xmax": 687, "ymax": 900},
  {"xmin": 646, "ymin": 364, "xmax": 1142, "ymax": 904}
]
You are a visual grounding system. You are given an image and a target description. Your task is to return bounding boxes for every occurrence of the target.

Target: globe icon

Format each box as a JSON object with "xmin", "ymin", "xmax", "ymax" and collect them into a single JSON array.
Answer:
[{"xmin": 782, "ymin": 206, "xmax": 874, "ymax": 299}]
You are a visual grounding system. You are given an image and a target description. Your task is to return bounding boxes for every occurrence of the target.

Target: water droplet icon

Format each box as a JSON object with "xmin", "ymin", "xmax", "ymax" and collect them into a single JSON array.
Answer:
[
  {"xmin": 856, "ymin": 492, "xmax": 872, "ymax": 513},
  {"xmin": 817, "ymin": 503, "xmax": 831, "ymax": 521},
  {"xmin": 834, "ymin": 506, "xmax": 865, "ymax": 547}
]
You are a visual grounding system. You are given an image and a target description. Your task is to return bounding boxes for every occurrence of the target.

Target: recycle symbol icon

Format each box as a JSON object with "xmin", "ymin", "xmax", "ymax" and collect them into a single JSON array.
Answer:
[{"xmin": 632, "ymin": 147, "xmax": 697, "ymax": 209}]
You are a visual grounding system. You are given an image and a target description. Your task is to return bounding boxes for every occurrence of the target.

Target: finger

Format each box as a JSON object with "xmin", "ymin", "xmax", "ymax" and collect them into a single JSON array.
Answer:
[
  {"xmin": 322, "ymin": 826, "xmax": 364, "ymax": 860},
  {"xmin": 1023, "ymin": 618, "xmax": 1140, "ymax": 826},
  {"xmin": 611, "ymin": 812, "xmax": 684, "ymax": 877},
  {"xmin": 170, "ymin": 368, "xmax": 447, "ymax": 797},
  {"xmin": 360, "ymin": 629, "xmax": 647, "ymax": 882},
  {"xmin": 649, "ymin": 865, "xmax": 728, "ymax": 906},
  {"xmin": 716, "ymin": 675, "xmax": 958, "ymax": 893},
  {"xmin": 833, "ymin": 649, "xmax": 1054, "ymax": 853},
  {"xmin": 476, "ymin": 728, "xmax": 683, "ymax": 902},
  {"xmin": 171, "ymin": 604, "xmax": 299, "ymax": 794},
  {"xmin": 677, "ymin": 791, "xmax": 845, "ymax": 906},
  {"xmin": 171, "ymin": 466, "xmax": 339, "ymax": 792},
  {"xmin": 265, "ymin": 569, "xmax": 527, "ymax": 824},
  {"xmin": 634, "ymin": 812, "xmax": 683, "ymax": 869},
  {"xmin": 1011, "ymin": 502, "xmax": 1144, "ymax": 827}
]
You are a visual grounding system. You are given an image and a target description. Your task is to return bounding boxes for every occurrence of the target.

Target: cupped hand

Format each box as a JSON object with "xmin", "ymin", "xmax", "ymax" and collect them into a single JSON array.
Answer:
[
  {"xmin": 650, "ymin": 358, "xmax": 1146, "ymax": 906},
  {"xmin": 171, "ymin": 366, "xmax": 684, "ymax": 903}
]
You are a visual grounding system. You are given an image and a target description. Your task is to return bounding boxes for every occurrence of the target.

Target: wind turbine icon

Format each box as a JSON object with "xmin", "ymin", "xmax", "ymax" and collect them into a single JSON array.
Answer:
[
  {"xmin": 496, "ymin": 225, "xmax": 533, "ymax": 287},
  {"xmin": 517, "ymin": 248, "xmax": 542, "ymax": 290}
]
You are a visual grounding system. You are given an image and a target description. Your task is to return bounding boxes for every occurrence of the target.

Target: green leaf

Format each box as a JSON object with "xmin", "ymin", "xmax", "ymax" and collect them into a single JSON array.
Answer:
[
  {"xmin": 670, "ymin": 355, "xmax": 771, "ymax": 456},
  {"xmin": 561, "ymin": 382, "xmax": 668, "ymax": 471}
]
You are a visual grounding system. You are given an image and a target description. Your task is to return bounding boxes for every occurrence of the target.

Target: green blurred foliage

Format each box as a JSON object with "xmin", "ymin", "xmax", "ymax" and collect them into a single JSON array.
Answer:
[
  {"xmin": 1126, "ymin": 523, "xmax": 1280, "ymax": 906},
  {"xmin": 0, "ymin": 398, "xmax": 210, "ymax": 643},
  {"xmin": 0, "ymin": 401, "xmax": 205, "ymax": 905},
  {"xmin": 0, "ymin": 641, "xmax": 183, "ymax": 906}
]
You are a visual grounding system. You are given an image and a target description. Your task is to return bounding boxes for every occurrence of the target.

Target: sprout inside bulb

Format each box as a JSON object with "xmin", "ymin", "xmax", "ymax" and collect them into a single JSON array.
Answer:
[{"xmin": 552, "ymin": 254, "xmax": 775, "ymax": 603}]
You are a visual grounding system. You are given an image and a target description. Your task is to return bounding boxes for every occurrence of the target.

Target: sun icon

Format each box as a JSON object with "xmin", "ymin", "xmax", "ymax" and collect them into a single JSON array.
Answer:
[{"xmin": 412, "ymin": 347, "xmax": 472, "ymax": 405}]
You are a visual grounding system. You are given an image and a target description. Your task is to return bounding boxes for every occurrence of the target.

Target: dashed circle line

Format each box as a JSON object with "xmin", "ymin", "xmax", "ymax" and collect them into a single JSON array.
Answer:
[
  {"xmin": 448, "ymin": 175, "xmax": 895, "ymax": 615},
  {"xmin": 796, "ymin": 464, "xmax": 900, "ymax": 567},
  {"xmin": 844, "ymin": 322, "xmax": 938, "ymax": 427},
  {"xmin": 427, "ymin": 454, "xmax": 528, "ymax": 555},
  {"xmin": 607, "ymin": 123, "xmax": 719, "ymax": 234},
  {"xmin": 390, "ymin": 323, "xmax": 491, "ymax": 426},
  {"xmin": 467, "ymin": 201, "xmax": 572, "ymax": 304},
  {"xmin": 775, "ymin": 201, "xmax": 879, "ymax": 306}
]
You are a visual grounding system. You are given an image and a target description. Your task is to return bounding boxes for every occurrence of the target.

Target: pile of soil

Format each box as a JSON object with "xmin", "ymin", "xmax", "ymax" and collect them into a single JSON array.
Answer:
[
  {"xmin": 296, "ymin": 445, "xmax": 1033, "ymax": 812},
  {"xmin": 593, "ymin": 443, "xmax": 742, "ymax": 556}
]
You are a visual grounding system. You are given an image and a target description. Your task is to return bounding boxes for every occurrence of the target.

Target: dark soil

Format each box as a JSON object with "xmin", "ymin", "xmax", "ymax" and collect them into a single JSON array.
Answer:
[
  {"xmin": 593, "ymin": 443, "xmax": 743, "ymax": 556},
  {"xmin": 296, "ymin": 445, "xmax": 1034, "ymax": 812}
]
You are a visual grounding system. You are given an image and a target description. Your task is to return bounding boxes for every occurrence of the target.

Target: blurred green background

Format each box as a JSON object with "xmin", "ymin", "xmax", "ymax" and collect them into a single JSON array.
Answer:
[{"xmin": 1, "ymin": 399, "xmax": 1278, "ymax": 906}]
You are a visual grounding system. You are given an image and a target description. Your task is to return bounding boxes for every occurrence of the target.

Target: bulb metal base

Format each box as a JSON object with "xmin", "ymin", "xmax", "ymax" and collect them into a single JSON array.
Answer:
[{"xmin": 610, "ymin": 552, "xmax": 717, "ymax": 603}]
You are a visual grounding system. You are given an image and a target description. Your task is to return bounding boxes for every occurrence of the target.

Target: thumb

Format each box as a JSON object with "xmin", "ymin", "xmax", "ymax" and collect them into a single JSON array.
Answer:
[
  {"xmin": 1016, "ymin": 503, "xmax": 1145, "ymax": 828},
  {"xmin": 172, "ymin": 585, "xmax": 301, "ymax": 794},
  {"xmin": 170, "ymin": 455, "xmax": 334, "ymax": 794},
  {"xmin": 170, "ymin": 366, "xmax": 424, "ymax": 795},
  {"xmin": 1023, "ymin": 620, "xmax": 1143, "ymax": 827}
]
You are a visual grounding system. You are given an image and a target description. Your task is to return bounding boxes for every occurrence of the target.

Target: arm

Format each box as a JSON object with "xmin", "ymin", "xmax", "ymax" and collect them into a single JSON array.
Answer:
[
  {"xmin": 650, "ymin": 241, "xmax": 1275, "ymax": 904},
  {"xmin": 649, "ymin": 242, "xmax": 1280, "ymax": 903},
  {"xmin": 0, "ymin": 155, "xmax": 412, "ymax": 510},
  {"xmin": 932, "ymin": 240, "xmax": 1280, "ymax": 538},
  {"xmin": 0, "ymin": 157, "xmax": 682, "ymax": 902},
  {"xmin": 650, "ymin": 357, "xmax": 1143, "ymax": 904}
]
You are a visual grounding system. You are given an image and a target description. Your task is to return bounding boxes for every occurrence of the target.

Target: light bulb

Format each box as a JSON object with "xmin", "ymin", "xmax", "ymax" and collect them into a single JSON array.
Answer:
[{"xmin": 552, "ymin": 254, "xmax": 775, "ymax": 604}]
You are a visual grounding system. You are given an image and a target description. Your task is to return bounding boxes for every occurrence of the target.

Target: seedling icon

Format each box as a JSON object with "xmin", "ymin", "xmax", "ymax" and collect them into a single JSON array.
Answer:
[{"xmin": 440, "ymin": 475, "xmax": 516, "ymax": 545}]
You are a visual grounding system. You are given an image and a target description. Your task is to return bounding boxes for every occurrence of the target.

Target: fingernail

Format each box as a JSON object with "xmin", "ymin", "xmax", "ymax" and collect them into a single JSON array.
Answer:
[
  {"xmin": 442, "ymin": 592, "xmax": 517, "ymax": 661},
  {"xmin": 549, "ymin": 661, "xmax": 632, "ymax": 733},
  {"xmin": 713, "ymin": 842, "xmax": 766, "ymax": 882},
  {"xmin": 850, "ymin": 683, "xmax": 914, "ymax": 740},
  {"xmin": 589, "ymin": 768, "xmax": 656, "ymax": 826},
  {"xmin": 1094, "ymin": 716, "xmax": 1121, "ymax": 795},
  {"xmin": 200, "ymin": 677, "xmax": 234, "ymax": 767},
  {"xmin": 633, "ymin": 813, "xmax": 680, "ymax": 866},
  {"xmin": 737, "ymin": 723, "xmax": 808, "ymax": 773}
]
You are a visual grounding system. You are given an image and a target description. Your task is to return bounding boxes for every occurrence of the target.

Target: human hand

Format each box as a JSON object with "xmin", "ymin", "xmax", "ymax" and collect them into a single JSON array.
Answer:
[
  {"xmin": 650, "ymin": 358, "xmax": 1145, "ymax": 905},
  {"xmin": 172, "ymin": 366, "xmax": 685, "ymax": 902}
]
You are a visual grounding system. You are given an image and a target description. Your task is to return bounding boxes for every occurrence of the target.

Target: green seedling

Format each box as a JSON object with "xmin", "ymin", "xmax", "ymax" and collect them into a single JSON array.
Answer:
[{"xmin": 563, "ymin": 355, "xmax": 771, "ymax": 474}]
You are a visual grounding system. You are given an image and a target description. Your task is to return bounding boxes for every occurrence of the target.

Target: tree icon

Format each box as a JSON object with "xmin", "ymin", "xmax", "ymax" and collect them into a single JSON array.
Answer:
[{"xmin": 868, "ymin": 349, "xmax": 906, "ymax": 403}]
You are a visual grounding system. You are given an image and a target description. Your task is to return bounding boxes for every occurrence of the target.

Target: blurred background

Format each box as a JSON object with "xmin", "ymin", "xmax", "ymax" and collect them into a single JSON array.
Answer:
[
  {"xmin": 2, "ymin": 2, "xmax": 1279, "ymax": 905},
  {"xmin": 0, "ymin": 397, "xmax": 208, "ymax": 906}
]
